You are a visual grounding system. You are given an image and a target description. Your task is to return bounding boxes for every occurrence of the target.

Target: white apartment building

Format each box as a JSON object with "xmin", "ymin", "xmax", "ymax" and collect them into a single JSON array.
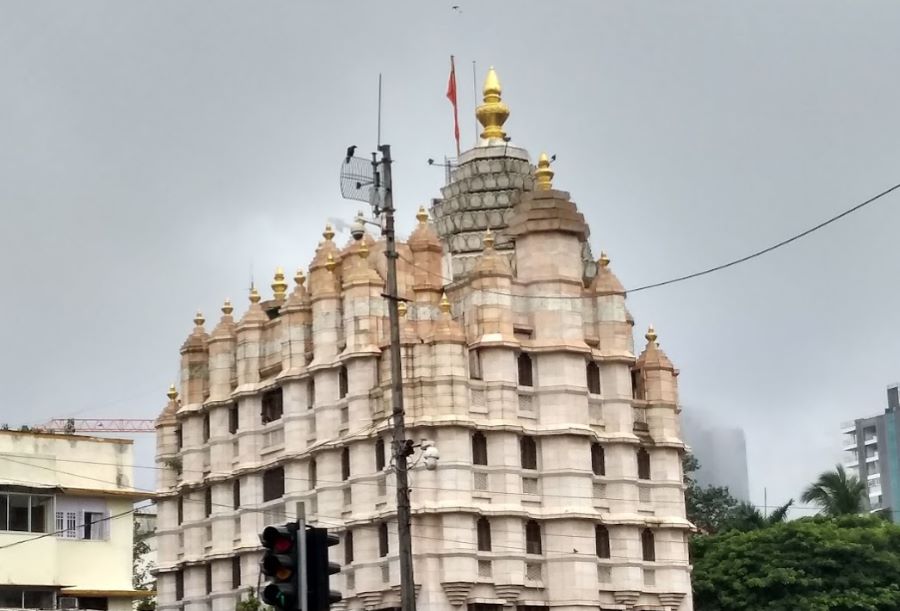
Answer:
[
  {"xmin": 154, "ymin": 69, "xmax": 693, "ymax": 611},
  {"xmin": 0, "ymin": 430, "xmax": 150, "ymax": 611}
]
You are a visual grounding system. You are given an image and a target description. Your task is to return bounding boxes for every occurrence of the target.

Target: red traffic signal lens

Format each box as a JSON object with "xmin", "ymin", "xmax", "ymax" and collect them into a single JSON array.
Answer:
[
  {"xmin": 262, "ymin": 526, "xmax": 295, "ymax": 553},
  {"xmin": 273, "ymin": 536, "xmax": 292, "ymax": 553}
]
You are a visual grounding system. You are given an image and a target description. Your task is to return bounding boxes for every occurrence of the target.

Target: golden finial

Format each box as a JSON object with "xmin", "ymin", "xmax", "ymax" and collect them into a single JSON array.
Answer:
[
  {"xmin": 440, "ymin": 293, "xmax": 451, "ymax": 314},
  {"xmin": 222, "ymin": 299, "xmax": 234, "ymax": 316},
  {"xmin": 325, "ymin": 252, "xmax": 337, "ymax": 272},
  {"xmin": 598, "ymin": 251, "xmax": 610, "ymax": 268},
  {"xmin": 167, "ymin": 384, "xmax": 178, "ymax": 401},
  {"xmin": 358, "ymin": 241, "xmax": 369, "ymax": 259},
  {"xmin": 416, "ymin": 205, "xmax": 428, "ymax": 224},
  {"xmin": 483, "ymin": 227, "xmax": 495, "ymax": 250},
  {"xmin": 272, "ymin": 267, "xmax": 288, "ymax": 299},
  {"xmin": 249, "ymin": 285, "xmax": 261, "ymax": 304},
  {"xmin": 323, "ymin": 223, "xmax": 335, "ymax": 241},
  {"xmin": 475, "ymin": 66, "xmax": 510, "ymax": 142},
  {"xmin": 398, "ymin": 301, "xmax": 408, "ymax": 317},
  {"xmin": 193, "ymin": 310, "xmax": 205, "ymax": 326},
  {"xmin": 294, "ymin": 268, "xmax": 306, "ymax": 286},
  {"xmin": 646, "ymin": 325, "xmax": 658, "ymax": 344},
  {"xmin": 535, "ymin": 152, "xmax": 554, "ymax": 191}
]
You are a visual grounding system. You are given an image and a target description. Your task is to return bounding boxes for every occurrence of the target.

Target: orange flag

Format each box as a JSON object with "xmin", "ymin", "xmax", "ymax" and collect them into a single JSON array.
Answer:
[{"xmin": 447, "ymin": 56, "xmax": 460, "ymax": 156}]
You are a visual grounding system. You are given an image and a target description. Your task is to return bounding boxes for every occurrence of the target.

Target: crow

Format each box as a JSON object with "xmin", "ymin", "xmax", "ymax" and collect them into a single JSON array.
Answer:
[{"xmin": 345, "ymin": 145, "xmax": 357, "ymax": 163}]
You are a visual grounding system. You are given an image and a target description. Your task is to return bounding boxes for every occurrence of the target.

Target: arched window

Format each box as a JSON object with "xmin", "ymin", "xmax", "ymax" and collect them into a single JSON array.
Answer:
[
  {"xmin": 472, "ymin": 432, "xmax": 488, "ymax": 466},
  {"xmin": 341, "ymin": 447, "xmax": 350, "ymax": 481},
  {"xmin": 641, "ymin": 528, "xmax": 655, "ymax": 561},
  {"xmin": 520, "ymin": 436, "xmax": 537, "ymax": 470},
  {"xmin": 637, "ymin": 448, "xmax": 651, "ymax": 480},
  {"xmin": 586, "ymin": 361, "xmax": 601, "ymax": 395},
  {"xmin": 525, "ymin": 520, "xmax": 542, "ymax": 555},
  {"xmin": 517, "ymin": 353, "xmax": 534, "ymax": 387},
  {"xmin": 339, "ymin": 366, "xmax": 349, "ymax": 399},
  {"xmin": 595, "ymin": 525, "xmax": 610, "ymax": 559},
  {"xmin": 308, "ymin": 458, "xmax": 317, "ymax": 490},
  {"xmin": 476, "ymin": 517, "xmax": 492, "ymax": 552},
  {"xmin": 378, "ymin": 523, "xmax": 389, "ymax": 557},
  {"xmin": 591, "ymin": 443, "xmax": 606, "ymax": 476},
  {"xmin": 375, "ymin": 438, "xmax": 386, "ymax": 471},
  {"xmin": 307, "ymin": 379, "xmax": 315, "ymax": 410}
]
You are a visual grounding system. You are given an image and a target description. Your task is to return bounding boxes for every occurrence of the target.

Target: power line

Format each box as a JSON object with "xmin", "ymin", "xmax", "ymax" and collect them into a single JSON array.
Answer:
[
  {"xmin": 0, "ymin": 452, "xmax": 818, "ymax": 512},
  {"xmin": 389, "ymin": 179, "xmax": 900, "ymax": 298},
  {"xmin": 627, "ymin": 180, "xmax": 900, "ymax": 293}
]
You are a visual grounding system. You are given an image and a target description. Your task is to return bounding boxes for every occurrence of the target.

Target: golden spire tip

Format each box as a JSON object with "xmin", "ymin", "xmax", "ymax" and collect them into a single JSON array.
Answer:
[
  {"xmin": 294, "ymin": 268, "xmax": 306, "ymax": 286},
  {"xmin": 440, "ymin": 293, "xmax": 451, "ymax": 314},
  {"xmin": 193, "ymin": 310, "xmax": 205, "ymax": 326},
  {"xmin": 416, "ymin": 205, "xmax": 428, "ymax": 224},
  {"xmin": 167, "ymin": 384, "xmax": 178, "ymax": 401},
  {"xmin": 645, "ymin": 325, "xmax": 658, "ymax": 344},
  {"xmin": 272, "ymin": 267, "xmax": 288, "ymax": 298},
  {"xmin": 398, "ymin": 301, "xmax": 408, "ymax": 317},
  {"xmin": 249, "ymin": 286, "xmax": 261, "ymax": 304},
  {"xmin": 535, "ymin": 152, "xmax": 554, "ymax": 190},
  {"xmin": 222, "ymin": 299, "xmax": 233, "ymax": 316},
  {"xmin": 476, "ymin": 66, "xmax": 509, "ymax": 142},
  {"xmin": 325, "ymin": 252, "xmax": 337, "ymax": 272},
  {"xmin": 598, "ymin": 251, "xmax": 610, "ymax": 268},
  {"xmin": 323, "ymin": 223, "xmax": 335, "ymax": 241}
]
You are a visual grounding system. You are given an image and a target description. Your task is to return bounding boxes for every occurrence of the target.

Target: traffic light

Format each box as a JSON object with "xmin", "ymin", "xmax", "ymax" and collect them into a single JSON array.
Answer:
[
  {"xmin": 260, "ymin": 524, "xmax": 299, "ymax": 611},
  {"xmin": 306, "ymin": 527, "xmax": 342, "ymax": 611}
]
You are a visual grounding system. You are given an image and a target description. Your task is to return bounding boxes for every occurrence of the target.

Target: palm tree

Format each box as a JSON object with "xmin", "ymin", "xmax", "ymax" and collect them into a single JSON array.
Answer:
[
  {"xmin": 725, "ymin": 499, "xmax": 793, "ymax": 532},
  {"xmin": 801, "ymin": 464, "xmax": 867, "ymax": 516}
]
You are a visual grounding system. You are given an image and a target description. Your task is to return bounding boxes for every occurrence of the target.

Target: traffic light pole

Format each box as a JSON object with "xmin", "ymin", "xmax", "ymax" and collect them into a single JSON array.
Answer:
[
  {"xmin": 379, "ymin": 145, "xmax": 416, "ymax": 611},
  {"xmin": 297, "ymin": 503, "xmax": 308, "ymax": 611}
]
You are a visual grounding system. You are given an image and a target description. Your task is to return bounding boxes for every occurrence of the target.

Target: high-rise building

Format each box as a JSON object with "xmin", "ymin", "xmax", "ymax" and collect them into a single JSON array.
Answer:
[
  {"xmin": 680, "ymin": 410, "xmax": 750, "ymax": 502},
  {"xmin": 0, "ymin": 430, "xmax": 150, "ymax": 611},
  {"xmin": 841, "ymin": 384, "xmax": 900, "ymax": 521},
  {"xmin": 154, "ymin": 68, "xmax": 693, "ymax": 611}
]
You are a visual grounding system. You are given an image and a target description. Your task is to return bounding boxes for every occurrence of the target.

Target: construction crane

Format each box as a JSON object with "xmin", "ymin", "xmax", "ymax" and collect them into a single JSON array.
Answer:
[{"xmin": 39, "ymin": 418, "xmax": 156, "ymax": 433}]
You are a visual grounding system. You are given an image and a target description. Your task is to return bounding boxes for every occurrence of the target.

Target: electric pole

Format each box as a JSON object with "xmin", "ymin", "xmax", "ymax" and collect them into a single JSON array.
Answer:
[
  {"xmin": 341, "ymin": 143, "xmax": 416, "ymax": 611},
  {"xmin": 379, "ymin": 144, "xmax": 417, "ymax": 611}
]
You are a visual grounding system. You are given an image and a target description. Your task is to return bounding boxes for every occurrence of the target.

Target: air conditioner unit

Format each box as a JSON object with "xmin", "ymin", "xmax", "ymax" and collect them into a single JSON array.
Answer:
[{"xmin": 59, "ymin": 597, "xmax": 78, "ymax": 609}]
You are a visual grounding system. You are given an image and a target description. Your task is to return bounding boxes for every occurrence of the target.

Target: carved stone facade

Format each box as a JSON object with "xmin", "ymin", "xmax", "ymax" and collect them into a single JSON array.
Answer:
[{"xmin": 153, "ymin": 70, "xmax": 693, "ymax": 611}]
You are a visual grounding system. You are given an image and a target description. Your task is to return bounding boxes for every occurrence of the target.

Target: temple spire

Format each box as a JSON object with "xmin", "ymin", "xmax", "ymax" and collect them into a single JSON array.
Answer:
[{"xmin": 476, "ymin": 67, "xmax": 510, "ymax": 143}]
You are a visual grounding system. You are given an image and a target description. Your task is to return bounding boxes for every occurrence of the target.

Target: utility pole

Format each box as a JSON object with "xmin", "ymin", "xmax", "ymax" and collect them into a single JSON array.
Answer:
[
  {"xmin": 379, "ymin": 144, "xmax": 416, "ymax": 611},
  {"xmin": 341, "ymin": 142, "xmax": 416, "ymax": 611}
]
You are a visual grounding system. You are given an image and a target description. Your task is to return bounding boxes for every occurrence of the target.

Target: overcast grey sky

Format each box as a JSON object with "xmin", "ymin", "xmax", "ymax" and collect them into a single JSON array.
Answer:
[{"xmin": 2, "ymin": 1, "xmax": 899, "ymax": 510}]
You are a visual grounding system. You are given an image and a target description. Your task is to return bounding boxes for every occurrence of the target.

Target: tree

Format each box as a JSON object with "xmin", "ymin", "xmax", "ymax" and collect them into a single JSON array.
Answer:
[
  {"xmin": 692, "ymin": 515, "xmax": 900, "ymax": 610},
  {"xmin": 723, "ymin": 499, "xmax": 794, "ymax": 532},
  {"xmin": 683, "ymin": 453, "xmax": 739, "ymax": 534},
  {"xmin": 133, "ymin": 519, "xmax": 156, "ymax": 611},
  {"xmin": 801, "ymin": 464, "xmax": 867, "ymax": 517},
  {"xmin": 235, "ymin": 588, "xmax": 263, "ymax": 611}
]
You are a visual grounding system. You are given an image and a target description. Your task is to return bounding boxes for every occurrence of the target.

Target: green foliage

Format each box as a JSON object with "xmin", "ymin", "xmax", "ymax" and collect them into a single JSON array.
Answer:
[
  {"xmin": 133, "ymin": 520, "xmax": 153, "ymax": 589},
  {"xmin": 235, "ymin": 589, "xmax": 264, "ymax": 611},
  {"xmin": 683, "ymin": 453, "xmax": 741, "ymax": 534},
  {"xmin": 163, "ymin": 456, "xmax": 183, "ymax": 475},
  {"xmin": 692, "ymin": 515, "xmax": 900, "ymax": 610},
  {"xmin": 801, "ymin": 464, "xmax": 867, "ymax": 516},
  {"xmin": 722, "ymin": 499, "xmax": 794, "ymax": 533}
]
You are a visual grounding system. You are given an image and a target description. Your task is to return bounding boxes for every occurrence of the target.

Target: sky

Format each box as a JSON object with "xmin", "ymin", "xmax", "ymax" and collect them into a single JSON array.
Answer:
[{"xmin": 2, "ymin": 1, "xmax": 899, "ymax": 512}]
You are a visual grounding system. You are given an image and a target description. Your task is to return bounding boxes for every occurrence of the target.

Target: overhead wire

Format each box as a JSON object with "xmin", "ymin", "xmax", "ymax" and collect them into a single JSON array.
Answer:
[{"xmin": 387, "ymin": 179, "xmax": 900, "ymax": 298}]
